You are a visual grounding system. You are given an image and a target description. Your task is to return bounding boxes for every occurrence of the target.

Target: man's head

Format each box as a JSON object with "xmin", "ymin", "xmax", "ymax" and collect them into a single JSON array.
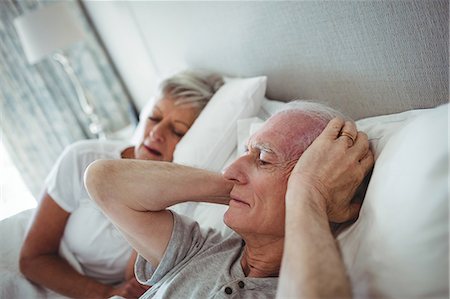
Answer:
[{"xmin": 223, "ymin": 101, "xmax": 345, "ymax": 239}]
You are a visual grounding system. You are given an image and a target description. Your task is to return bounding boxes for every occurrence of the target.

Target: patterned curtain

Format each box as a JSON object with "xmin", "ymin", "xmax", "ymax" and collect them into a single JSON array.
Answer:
[{"xmin": 0, "ymin": 0, "xmax": 134, "ymax": 197}]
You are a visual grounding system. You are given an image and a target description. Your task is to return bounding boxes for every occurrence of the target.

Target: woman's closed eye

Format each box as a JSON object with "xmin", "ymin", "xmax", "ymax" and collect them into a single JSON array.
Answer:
[
  {"xmin": 148, "ymin": 116, "xmax": 161, "ymax": 123},
  {"xmin": 172, "ymin": 129, "xmax": 185, "ymax": 138}
]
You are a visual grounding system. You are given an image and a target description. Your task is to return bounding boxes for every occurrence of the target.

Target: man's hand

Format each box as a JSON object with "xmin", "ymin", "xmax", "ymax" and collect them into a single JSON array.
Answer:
[
  {"xmin": 288, "ymin": 118, "xmax": 374, "ymax": 223},
  {"xmin": 278, "ymin": 117, "xmax": 374, "ymax": 299}
]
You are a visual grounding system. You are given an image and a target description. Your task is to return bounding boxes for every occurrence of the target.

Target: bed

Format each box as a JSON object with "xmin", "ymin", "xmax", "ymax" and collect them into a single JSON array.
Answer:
[{"xmin": 1, "ymin": 1, "xmax": 448, "ymax": 298}]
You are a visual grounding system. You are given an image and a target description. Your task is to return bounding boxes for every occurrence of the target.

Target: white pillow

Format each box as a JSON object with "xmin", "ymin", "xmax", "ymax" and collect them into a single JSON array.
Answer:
[
  {"xmin": 355, "ymin": 108, "xmax": 425, "ymax": 160},
  {"xmin": 236, "ymin": 117, "xmax": 264, "ymax": 156},
  {"xmin": 130, "ymin": 96, "xmax": 157, "ymax": 145},
  {"xmin": 173, "ymin": 76, "xmax": 267, "ymax": 172},
  {"xmin": 338, "ymin": 104, "xmax": 449, "ymax": 299}
]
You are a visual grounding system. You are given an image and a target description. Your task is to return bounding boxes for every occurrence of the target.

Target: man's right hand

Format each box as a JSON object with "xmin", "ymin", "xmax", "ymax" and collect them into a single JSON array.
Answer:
[{"xmin": 287, "ymin": 118, "xmax": 374, "ymax": 223}]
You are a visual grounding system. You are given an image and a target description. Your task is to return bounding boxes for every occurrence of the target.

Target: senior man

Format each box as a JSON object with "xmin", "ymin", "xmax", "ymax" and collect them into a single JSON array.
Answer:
[{"xmin": 85, "ymin": 101, "xmax": 373, "ymax": 298}]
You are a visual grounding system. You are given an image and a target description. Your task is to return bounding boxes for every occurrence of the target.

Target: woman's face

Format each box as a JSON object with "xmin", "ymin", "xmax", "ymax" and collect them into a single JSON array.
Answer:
[{"xmin": 134, "ymin": 96, "xmax": 200, "ymax": 161}]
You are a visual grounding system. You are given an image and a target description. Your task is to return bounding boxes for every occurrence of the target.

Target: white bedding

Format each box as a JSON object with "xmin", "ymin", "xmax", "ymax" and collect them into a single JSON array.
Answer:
[
  {"xmin": 0, "ymin": 209, "xmax": 69, "ymax": 299},
  {"xmin": 0, "ymin": 93, "xmax": 278, "ymax": 299},
  {"xmin": 1, "ymin": 100, "xmax": 447, "ymax": 299}
]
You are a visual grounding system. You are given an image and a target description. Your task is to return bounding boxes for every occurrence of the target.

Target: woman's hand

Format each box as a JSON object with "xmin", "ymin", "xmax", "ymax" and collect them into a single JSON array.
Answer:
[
  {"xmin": 20, "ymin": 193, "xmax": 127, "ymax": 298},
  {"xmin": 287, "ymin": 118, "xmax": 374, "ymax": 223},
  {"xmin": 108, "ymin": 277, "xmax": 151, "ymax": 299}
]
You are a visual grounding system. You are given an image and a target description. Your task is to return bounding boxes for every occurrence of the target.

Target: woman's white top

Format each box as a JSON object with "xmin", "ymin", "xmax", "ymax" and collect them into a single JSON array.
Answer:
[{"xmin": 45, "ymin": 140, "xmax": 132, "ymax": 285}]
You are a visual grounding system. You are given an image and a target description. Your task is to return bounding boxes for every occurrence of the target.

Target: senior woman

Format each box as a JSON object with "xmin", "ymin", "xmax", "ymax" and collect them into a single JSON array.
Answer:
[
  {"xmin": 85, "ymin": 101, "xmax": 373, "ymax": 298},
  {"xmin": 19, "ymin": 70, "xmax": 224, "ymax": 298}
]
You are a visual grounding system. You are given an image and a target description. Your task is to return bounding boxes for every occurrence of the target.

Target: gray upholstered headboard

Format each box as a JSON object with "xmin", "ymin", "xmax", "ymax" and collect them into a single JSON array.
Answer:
[{"xmin": 86, "ymin": 0, "xmax": 448, "ymax": 120}]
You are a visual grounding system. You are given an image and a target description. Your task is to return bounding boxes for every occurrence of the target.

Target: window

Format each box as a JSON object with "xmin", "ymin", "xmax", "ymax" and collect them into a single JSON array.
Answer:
[{"xmin": 0, "ymin": 142, "xmax": 36, "ymax": 221}]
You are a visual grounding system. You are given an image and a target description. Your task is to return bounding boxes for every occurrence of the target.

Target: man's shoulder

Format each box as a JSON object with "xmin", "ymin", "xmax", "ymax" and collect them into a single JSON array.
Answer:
[{"xmin": 173, "ymin": 211, "xmax": 241, "ymax": 245}]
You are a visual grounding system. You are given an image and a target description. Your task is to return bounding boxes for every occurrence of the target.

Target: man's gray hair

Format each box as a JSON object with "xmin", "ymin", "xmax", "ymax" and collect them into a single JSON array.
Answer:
[
  {"xmin": 160, "ymin": 70, "xmax": 224, "ymax": 110},
  {"xmin": 275, "ymin": 100, "xmax": 349, "ymax": 156},
  {"xmin": 276, "ymin": 100, "xmax": 347, "ymax": 122}
]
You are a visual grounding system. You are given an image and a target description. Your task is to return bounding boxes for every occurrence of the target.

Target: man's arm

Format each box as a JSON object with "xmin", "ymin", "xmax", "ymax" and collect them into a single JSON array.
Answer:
[
  {"xmin": 84, "ymin": 160, "xmax": 232, "ymax": 268},
  {"xmin": 277, "ymin": 118, "xmax": 374, "ymax": 298}
]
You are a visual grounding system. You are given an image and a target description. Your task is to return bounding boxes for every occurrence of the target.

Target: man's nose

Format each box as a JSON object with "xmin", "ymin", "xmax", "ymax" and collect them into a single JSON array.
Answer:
[{"xmin": 223, "ymin": 156, "xmax": 248, "ymax": 184}]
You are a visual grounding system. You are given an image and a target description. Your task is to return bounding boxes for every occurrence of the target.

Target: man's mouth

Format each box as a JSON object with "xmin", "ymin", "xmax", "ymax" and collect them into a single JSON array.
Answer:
[
  {"xmin": 144, "ymin": 145, "xmax": 162, "ymax": 157},
  {"xmin": 229, "ymin": 196, "xmax": 250, "ymax": 207}
]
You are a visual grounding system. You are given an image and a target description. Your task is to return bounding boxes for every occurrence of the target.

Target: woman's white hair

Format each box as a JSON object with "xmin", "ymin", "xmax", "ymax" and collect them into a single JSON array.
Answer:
[{"xmin": 160, "ymin": 70, "xmax": 224, "ymax": 110}]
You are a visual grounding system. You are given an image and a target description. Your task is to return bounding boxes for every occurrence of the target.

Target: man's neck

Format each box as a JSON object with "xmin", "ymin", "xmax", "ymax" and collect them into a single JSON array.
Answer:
[{"xmin": 240, "ymin": 237, "xmax": 284, "ymax": 278}]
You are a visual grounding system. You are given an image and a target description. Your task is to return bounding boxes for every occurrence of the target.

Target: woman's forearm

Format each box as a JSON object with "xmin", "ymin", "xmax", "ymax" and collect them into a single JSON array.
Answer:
[
  {"xmin": 85, "ymin": 159, "xmax": 233, "ymax": 212},
  {"xmin": 20, "ymin": 254, "xmax": 113, "ymax": 298}
]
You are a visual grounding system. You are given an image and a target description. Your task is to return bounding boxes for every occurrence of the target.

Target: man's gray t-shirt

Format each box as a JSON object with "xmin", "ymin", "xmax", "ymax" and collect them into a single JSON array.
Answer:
[{"xmin": 135, "ymin": 211, "xmax": 278, "ymax": 298}]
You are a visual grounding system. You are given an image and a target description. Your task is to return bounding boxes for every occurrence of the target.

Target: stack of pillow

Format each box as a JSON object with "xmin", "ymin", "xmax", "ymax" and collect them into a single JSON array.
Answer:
[{"xmin": 339, "ymin": 104, "xmax": 448, "ymax": 299}]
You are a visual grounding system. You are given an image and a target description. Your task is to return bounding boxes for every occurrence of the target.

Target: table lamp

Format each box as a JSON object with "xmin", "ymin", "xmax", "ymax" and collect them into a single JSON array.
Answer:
[{"xmin": 14, "ymin": 2, "xmax": 105, "ymax": 139}]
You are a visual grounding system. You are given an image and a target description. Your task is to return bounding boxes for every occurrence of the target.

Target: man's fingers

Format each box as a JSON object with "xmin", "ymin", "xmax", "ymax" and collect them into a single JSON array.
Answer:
[
  {"xmin": 349, "ymin": 132, "xmax": 370, "ymax": 159},
  {"xmin": 334, "ymin": 120, "xmax": 357, "ymax": 147},
  {"xmin": 341, "ymin": 121, "xmax": 357, "ymax": 137},
  {"xmin": 348, "ymin": 203, "xmax": 362, "ymax": 221},
  {"xmin": 320, "ymin": 117, "xmax": 345, "ymax": 140},
  {"xmin": 359, "ymin": 149, "xmax": 374, "ymax": 173}
]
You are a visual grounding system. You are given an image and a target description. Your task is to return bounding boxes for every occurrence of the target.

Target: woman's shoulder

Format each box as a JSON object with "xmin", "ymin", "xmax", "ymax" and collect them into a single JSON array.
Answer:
[{"xmin": 63, "ymin": 139, "xmax": 131, "ymax": 158}]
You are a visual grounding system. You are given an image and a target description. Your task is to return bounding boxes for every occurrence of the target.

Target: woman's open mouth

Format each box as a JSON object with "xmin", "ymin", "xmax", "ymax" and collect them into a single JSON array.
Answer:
[{"xmin": 144, "ymin": 145, "xmax": 162, "ymax": 157}]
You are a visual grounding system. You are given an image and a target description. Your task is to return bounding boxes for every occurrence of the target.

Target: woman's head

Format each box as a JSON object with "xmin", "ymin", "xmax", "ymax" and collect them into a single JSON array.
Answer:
[{"xmin": 135, "ymin": 70, "xmax": 224, "ymax": 161}]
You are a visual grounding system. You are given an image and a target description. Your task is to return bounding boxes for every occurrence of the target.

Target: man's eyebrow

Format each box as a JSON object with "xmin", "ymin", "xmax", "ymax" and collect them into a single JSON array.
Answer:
[
  {"xmin": 152, "ymin": 106, "xmax": 162, "ymax": 113},
  {"xmin": 248, "ymin": 140, "xmax": 278, "ymax": 156},
  {"xmin": 254, "ymin": 143, "xmax": 276, "ymax": 154}
]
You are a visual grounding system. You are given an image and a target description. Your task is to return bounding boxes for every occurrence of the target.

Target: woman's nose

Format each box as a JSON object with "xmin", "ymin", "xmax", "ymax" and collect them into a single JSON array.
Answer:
[
  {"xmin": 223, "ymin": 156, "xmax": 248, "ymax": 184},
  {"xmin": 149, "ymin": 123, "xmax": 165, "ymax": 142}
]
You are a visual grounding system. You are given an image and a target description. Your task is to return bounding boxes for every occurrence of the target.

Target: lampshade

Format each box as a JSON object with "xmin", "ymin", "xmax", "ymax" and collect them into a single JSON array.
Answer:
[{"xmin": 14, "ymin": 2, "xmax": 84, "ymax": 64}]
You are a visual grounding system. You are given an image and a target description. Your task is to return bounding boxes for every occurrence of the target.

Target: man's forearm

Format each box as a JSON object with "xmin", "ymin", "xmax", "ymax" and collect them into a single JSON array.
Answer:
[
  {"xmin": 277, "ymin": 185, "xmax": 352, "ymax": 299},
  {"xmin": 85, "ymin": 159, "xmax": 232, "ymax": 212}
]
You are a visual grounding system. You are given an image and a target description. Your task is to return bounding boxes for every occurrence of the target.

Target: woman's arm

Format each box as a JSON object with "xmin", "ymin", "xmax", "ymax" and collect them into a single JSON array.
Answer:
[
  {"xmin": 85, "ymin": 160, "xmax": 233, "ymax": 269},
  {"xmin": 125, "ymin": 250, "xmax": 138, "ymax": 281},
  {"xmin": 113, "ymin": 250, "xmax": 151, "ymax": 298},
  {"xmin": 277, "ymin": 119, "xmax": 374, "ymax": 299},
  {"xmin": 19, "ymin": 192, "xmax": 117, "ymax": 298}
]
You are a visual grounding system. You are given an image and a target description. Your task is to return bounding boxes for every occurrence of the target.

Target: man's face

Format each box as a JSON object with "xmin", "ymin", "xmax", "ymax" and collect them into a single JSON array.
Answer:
[{"xmin": 223, "ymin": 112, "xmax": 318, "ymax": 238}]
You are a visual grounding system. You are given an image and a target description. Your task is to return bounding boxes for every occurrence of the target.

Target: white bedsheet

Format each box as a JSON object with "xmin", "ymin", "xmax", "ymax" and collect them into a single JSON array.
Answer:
[
  {"xmin": 0, "ymin": 209, "xmax": 69, "ymax": 299},
  {"xmin": 0, "ymin": 99, "xmax": 283, "ymax": 299}
]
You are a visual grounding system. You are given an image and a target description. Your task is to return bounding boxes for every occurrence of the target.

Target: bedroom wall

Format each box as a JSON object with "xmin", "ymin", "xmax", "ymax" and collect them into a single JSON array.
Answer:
[
  {"xmin": 83, "ymin": 1, "xmax": 448, "ymax": 119},
  {"xmin": 82, "ymin": 1, "xmax": 159, "ymax": 111}
]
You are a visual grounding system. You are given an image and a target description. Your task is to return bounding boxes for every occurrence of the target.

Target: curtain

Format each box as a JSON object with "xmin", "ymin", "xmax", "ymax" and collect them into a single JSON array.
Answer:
[{"xmin": 0, "ymin": 0, "xmax": 134, "ymax": 197}]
